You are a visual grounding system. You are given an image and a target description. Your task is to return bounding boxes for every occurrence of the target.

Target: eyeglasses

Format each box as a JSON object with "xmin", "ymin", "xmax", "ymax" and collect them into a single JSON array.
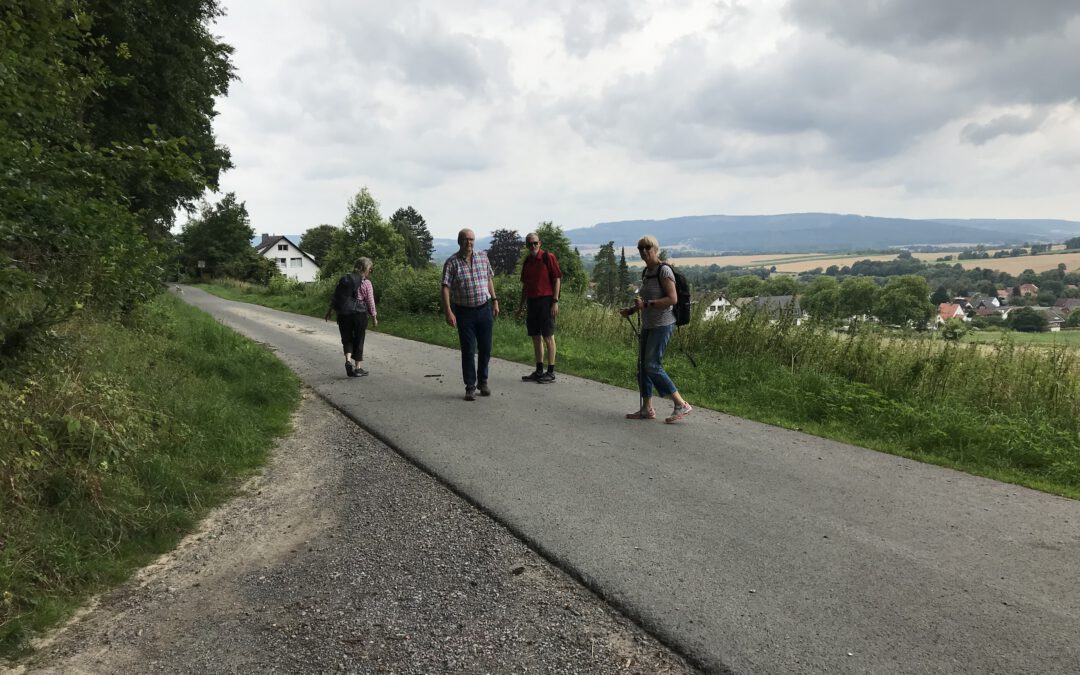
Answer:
[
  {"xmin": 638, "ymin": 245, "xmax": 653, "ymax": 251},
  {"xmin": 526, "ymin": 241, "xmax": 539, "ymax": 247}
]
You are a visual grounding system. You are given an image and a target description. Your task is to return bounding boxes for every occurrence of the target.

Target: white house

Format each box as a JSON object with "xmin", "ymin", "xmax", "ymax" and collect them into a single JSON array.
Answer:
[
  {"xmin": 703, "ymin": 296, "xmax": 736, "ymax": 321},
  {"xmin": 255, "ymin": 234, "xmax": 320, "ymax": 282}
]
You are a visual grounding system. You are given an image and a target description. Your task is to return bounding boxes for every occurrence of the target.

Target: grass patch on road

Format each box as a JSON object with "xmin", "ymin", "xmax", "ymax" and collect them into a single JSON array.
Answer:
[
  {"xmin": 0, "ymin": 295, "xmax": 299, "ymax": 660},
  {"xmin": 196, "ymin": 280, "xmax": 1080, "ymax": 501}
]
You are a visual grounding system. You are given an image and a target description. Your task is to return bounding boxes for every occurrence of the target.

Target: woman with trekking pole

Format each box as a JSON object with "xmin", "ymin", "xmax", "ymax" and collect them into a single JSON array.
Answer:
[{"xmin": 620, "ymin": 235, "xmax": 693, "ymax": 424}]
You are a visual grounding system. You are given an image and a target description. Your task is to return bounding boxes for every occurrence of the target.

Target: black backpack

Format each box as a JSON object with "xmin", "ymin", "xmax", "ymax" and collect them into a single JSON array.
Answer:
[
  {"xmin": 332, "ymin": 273, "xmax": 362, "ymax": 315},
  {"xmin": 643, "ymin": 263, "xmax": 691, "ymax": 326}
]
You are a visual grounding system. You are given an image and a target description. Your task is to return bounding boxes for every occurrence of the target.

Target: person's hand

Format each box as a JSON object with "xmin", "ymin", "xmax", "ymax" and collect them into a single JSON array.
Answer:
[
  {"xmin": 492, "ymin": 300, "xmax": 500, "ymax": 319},
  {"xmin": 324, "ymin": 309, "xmax": 332, "ymax": 321},
  {"xmin": 372, "ymin": 316, "xmax": 379, "ymax": 329},
  {"xmin": 619, "ymin": 306, "xmax": 634, "ymax": 318},
  {"xmin": 515, "ymin": 306, "xmax": 525, "ymax": 320},
  {"xmin": 445, "ymin": 311, "xmax": 457, "ymax": 328},
  {"xmin": 550, "ymin": 302, "xmax": 559, "ymax": 319}
]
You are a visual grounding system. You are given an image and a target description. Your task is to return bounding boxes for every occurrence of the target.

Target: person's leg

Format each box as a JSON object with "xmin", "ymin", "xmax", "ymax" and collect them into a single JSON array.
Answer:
[
  {"xmin": 336, "ymin": 315, "xmax": 354, "ymax": 376},
  {"xmin": 544, "ymin": 335, "xmax": 556, "ymax": 368},
  {"xmin": 353, "ymin": 313, "xmax": 369, "ymax": 375},
  {"xmin": 475, "ymin": 302, "xmax": 493, "ymax": 389},
  {"xmin": 532, "ymin": 336, "xmax": 544, "ymax": 367},
  {"xmin": 642, "ymin": 324, "xmax": 678, "ymax": 397},
  {"xmin": 626, "ymin": 329, "xmax": 656, "ymax": 418},
  {"xmin": 455, "ymin": 305, "xmax": 478, "ymax": 388}
]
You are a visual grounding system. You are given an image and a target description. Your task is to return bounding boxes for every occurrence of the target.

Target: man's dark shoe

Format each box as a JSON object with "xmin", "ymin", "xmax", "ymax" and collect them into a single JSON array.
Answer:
[
  {"xmin": 521, "ymin": 370, "xmax": 542, "ymax": 382},
  {"xmin": 345, "ymin": 362, "xmax": 355, "ymax": 377},
  {"xmin": 356, "ymin": 367, "xmax": 369, "ymax": 376},
  {"xmin": 538, "ymin": 372, "xmax": 556, "ymax": 383},
  {"xmin": 478, "ymin": 382, "xmax": 491, "ymax": 396},
  {"xmin": 464, "ymin": 386, "xmax": 476, "ymax": 401}
]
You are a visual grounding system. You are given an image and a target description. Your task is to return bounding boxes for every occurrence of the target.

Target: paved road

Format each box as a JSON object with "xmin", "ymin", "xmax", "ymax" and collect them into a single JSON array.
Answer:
[{"xmin": 180, "ymin": 286, "xmax": 1080, "ymax": 674}]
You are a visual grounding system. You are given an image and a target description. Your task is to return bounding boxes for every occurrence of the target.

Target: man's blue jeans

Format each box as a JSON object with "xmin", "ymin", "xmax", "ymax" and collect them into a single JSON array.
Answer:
[
  {"xmin": 454, "ymin": 302, "xmax": 493, "ymax": 387},
  {"xmin": 638, "ymin": 323, "xmax": 677, "ymax": 399}
]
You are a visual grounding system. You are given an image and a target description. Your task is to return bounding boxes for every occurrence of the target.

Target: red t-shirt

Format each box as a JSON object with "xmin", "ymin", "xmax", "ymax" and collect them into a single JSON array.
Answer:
[{"xmin": 520, "ymin": 249, "xmax": 562, "ymax": 299}]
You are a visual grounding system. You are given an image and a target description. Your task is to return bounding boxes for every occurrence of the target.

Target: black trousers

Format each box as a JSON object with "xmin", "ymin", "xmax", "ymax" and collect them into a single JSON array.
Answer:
[{"xmin": 336, "ymin": 312, "xmax": 368, "ymax": 359}]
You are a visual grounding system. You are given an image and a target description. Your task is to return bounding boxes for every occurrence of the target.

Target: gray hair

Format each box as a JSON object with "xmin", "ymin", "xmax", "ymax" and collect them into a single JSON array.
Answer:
[{"xmin": 354, "ymin": 257, "xmax": 373, "ymax": 275}]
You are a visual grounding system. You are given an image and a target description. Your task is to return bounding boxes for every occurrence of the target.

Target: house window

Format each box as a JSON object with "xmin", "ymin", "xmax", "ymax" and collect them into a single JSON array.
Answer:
[
  {"xmin": 278, "ymin": 244, "xmax": 288, "ymax": 251},
  {"xmin": 277, "ymin": 258, "xmax": 286, "ymax": 266},
  {"xmin": 289, "ymin": 257, "xmax": 302, "ymax": 268}
]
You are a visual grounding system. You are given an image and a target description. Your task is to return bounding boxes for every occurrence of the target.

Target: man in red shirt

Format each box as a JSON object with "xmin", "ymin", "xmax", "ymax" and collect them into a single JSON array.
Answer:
[{"xmin": 517, "ymin": 232, "xmax": 562, "ymax": 382}]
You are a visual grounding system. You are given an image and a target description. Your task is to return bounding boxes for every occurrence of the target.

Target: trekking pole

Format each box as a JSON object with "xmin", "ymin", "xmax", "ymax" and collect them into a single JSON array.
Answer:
[{"xmin": 624, "ymin": 312, "xmax": 643, "ymax": 413}]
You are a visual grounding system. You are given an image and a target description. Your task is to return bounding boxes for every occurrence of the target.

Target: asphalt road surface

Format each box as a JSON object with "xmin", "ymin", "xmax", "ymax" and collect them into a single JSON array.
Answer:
[{"xmin": 178, "ymin": 286, "xmax": 1080, "ymax": 674}]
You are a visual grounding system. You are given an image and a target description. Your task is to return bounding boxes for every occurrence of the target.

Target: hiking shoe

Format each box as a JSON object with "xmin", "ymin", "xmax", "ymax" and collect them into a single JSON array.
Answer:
[
  {"xmin": 465, "ymin": 386, "xmax": 476, "ymax": 401},
  {"xmin": 665, "ymin": 403, "xmax": 693, "ymax": 424},
  {"xmin": 478, "ymin": 382, "xmax": 491, "ymax": 396},
  {"xmin": 626, "ymin": 407, "xmax": 656, "ymax": 420},
  {"xmin": 522, "ymin": 370, "xmax": 543, "ymax": 382},
  {"xmin": 345, "ymin": 362, "xmax": 354, "ymax": 377},
  {"xmin": 355, "ymin": 367, "xmax": 369, "ymax": 376},
  {"xmin": 537, "ymin": 372, "xmax": 556, "ymax": 383}
]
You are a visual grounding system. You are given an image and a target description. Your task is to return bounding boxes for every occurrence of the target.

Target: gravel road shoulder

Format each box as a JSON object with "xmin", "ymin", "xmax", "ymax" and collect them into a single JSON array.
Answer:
[{"xmin": 12, "ymin": 389, "xmax": 696, "ymax": 674}]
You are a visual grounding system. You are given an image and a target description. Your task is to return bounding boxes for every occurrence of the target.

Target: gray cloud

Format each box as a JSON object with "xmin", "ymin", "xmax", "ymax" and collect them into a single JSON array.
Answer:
[
  {"xmin": 564, "ymin": 1, "xmax": 1080, "ymax": 170},
  {"xmin": 563, "ymin": 0, "xmax": 647, "ymax": 56},
  {"xmin": 785, "ymin": 0, "xmax": 1080, "ymax": 46},
  {"xmin": 961, "ymin": 110, "xmax": 1050, "ymax": 145}
]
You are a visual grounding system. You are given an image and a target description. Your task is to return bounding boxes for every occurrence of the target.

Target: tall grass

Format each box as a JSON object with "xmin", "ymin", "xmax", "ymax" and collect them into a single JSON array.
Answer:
[
  {"xmin": 0, "ymin": 295, "xmax": 299, "ymax": 658},
  {"xmin": 196, "ymin": 274, "xmax": 1080, "ymax": 498}
]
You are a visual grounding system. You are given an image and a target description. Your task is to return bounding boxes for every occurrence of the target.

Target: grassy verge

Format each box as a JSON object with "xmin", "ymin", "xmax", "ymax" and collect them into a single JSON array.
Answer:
[
  {"xmin": 196, "ymin": 279, "xmax": 1080, "ymax": 501},
  {"xmin": 962, "ymin": 328, "xmax": 1080, "ymax": 347},
  {"xmin": 0, "ymin": 294, "xmax": 300, "ymax": 659}
]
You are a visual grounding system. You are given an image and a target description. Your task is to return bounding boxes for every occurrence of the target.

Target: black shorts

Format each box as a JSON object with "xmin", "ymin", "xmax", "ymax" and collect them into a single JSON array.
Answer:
[{"xmin": 526, "ymin": 296, "xmax": 556, "ymax": 337}]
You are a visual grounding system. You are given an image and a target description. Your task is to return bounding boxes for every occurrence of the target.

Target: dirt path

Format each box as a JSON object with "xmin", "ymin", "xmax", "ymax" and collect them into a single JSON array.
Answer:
[{"xmin": 12, "ymin": 391, "xmax": 694, "ymax": 674}]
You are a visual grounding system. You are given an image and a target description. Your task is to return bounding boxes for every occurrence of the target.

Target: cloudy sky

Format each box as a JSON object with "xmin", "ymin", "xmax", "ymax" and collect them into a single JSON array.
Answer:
[{"xmin": 210, "ymin": 0, "xmax": 1080, "ymax": 240}]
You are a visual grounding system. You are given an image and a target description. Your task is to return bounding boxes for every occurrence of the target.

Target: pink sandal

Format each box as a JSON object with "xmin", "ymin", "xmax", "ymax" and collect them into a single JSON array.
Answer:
[{"xmin": 626, "ymin": 407, "xmax": 656, "ymax": 420}]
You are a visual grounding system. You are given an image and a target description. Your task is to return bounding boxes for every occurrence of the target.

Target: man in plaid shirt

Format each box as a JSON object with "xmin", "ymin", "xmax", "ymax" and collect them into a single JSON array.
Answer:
[{"xmin": 441, "ymin": 228, "xmax": 500, "ymax": 401}]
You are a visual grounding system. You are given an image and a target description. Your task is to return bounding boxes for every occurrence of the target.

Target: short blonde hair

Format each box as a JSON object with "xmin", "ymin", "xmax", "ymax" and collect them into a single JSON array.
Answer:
[
  {"xmin": 354, "ymin": 257, "xmax": 373, "ymax": 275},
  {"xmin": 637, "ymin": 235, "xmax": 660, "ymax": 251}
]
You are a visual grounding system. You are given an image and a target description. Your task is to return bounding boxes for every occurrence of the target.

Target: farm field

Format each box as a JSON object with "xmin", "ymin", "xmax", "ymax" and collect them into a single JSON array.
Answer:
[
  {"xmin": 637, "ymin": 248, "xmax": 1080, "ymax": 275},
  {"xmin": 962, "ymin": 329, "xmax": 1080, "ymax": 347}
]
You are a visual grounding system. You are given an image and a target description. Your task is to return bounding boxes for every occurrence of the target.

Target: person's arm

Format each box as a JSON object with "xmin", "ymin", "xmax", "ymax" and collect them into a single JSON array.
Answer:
[
  {"xmin": 363, "ymin": 280, "xmax": 378, "ymax": 327},
  {"xmin": 488, "ymin": 276, "xmax": 500, "ymax": 319},
  {"xmin": 442, "ymin": 285, "xmax": 456, "ymax": 327},
  {"xmin": 550, "ymin": 277, "xmax": 561, "ymax": 318}
]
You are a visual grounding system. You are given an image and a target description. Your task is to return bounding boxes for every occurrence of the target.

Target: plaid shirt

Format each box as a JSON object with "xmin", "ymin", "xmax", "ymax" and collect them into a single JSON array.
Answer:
[{"xmin": 442, "ymin": 250, "xmax": 494, "ymax": 307}]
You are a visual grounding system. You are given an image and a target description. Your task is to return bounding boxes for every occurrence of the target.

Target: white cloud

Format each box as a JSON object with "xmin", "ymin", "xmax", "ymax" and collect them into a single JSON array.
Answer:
[{"xmin": 207, "ymin": 0, "xmax": 1080, "ymax": 240}]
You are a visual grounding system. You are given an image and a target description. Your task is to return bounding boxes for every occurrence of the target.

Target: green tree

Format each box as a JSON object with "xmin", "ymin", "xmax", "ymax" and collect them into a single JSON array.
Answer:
[
  {"xmin": 940, "ymin": 317, "xmax": 967, "ymax": 341},
  {"xmin": 617, "ymin": 247, "xmax": 632, "ymax": 304},
  {"xmin": 2, "ymin": 0, "xmax": 233, "ymax": 356},
  {"xmin": 728, "ymin": 275, "xmax": 764, "ymax": 299},
  {"xmin": 1065, "ymin": 236, "xmax": 1080, "ymax": 250},
  {"xmin": 299, "ymin": 224, "xmax": 339, "ymax": 264},
  {"xmin": 178, "ymin": 193, "xmax": 254, "ymax": 277},
  {"xmin": 321, "ymin": 187, "xmax": 406, "ymax": 278},
  {"xmin": 389, "ymin": 206, "xmax": 434, "ymax": 268},
  {"xmin": 1066, "ymin": 309, "xmax": 1080, "ymax": 328},
  {"xmin": 839, "ymin": 277, "xmax": 879, "ymax": 319},
  {"xmin": 874, "ymin": 275, "xmax": 934, "ymax": 328},
  {"xmin": 487, "ymin": 228, "xmax": 523, "ymax": 276},
  {"xmin": 591, "ymin": 242, "xmax": 620, "ymax": 305},
  {"xmin": 82, "ymin": 0, "xmax": 236, "ymax": 238},
  {"xmin": 801, "ymin": 276, "xmax": 840, "ymax": 322},
  {"xmin": 763, "ymin": 276, "xmax": 800, "ymax": 297},
  {"xmin": 534, "ymin": 222, "xmax": 588, "ymax": 293},
  {"xmin": 1009, "ymin": 307, "xmax": 1047, "ymax": 332},
  {"xmin": 930, "ymin": 285, "xmax": 951, "ymax": 305}
]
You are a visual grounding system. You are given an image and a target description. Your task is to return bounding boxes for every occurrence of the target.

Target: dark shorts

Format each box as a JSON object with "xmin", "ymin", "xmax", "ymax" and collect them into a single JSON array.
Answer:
[{"xmin": 526, "ymin": 296, "xmax": 556, "ymax": 337}]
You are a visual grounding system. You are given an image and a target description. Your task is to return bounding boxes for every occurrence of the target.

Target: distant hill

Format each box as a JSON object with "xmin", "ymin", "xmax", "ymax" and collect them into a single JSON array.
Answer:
[{"xmin": 562, "ymin": 214, "xmax": 1080, "ymax": 254}]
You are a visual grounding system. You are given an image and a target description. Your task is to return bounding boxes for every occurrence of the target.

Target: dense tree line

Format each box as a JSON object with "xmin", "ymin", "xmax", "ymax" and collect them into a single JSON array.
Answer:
[{"xmin": 1, "ymin": 0, "xmax": 235, "ymax": 359}]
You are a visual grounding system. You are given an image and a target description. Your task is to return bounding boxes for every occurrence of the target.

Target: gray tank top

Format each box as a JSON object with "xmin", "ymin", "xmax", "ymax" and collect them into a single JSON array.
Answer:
[{"xmin": 640, "ymin": 265, "xmax": 676, "ymax": 329}]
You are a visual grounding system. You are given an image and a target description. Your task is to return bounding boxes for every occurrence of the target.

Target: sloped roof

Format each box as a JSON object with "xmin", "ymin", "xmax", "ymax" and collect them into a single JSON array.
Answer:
[{"xmin": 255, "ymin": 235, "xmax": 319, "ymax": 266}]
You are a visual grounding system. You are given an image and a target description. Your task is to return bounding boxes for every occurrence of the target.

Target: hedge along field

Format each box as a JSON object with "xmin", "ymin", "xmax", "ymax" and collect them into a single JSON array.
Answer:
[
  {"xmin": 0, "ymin": 295, "xmax": 299, "ymax": 658},
  {"xmin": 198, "ymin": 265, "xmax": 1080, "ymax": 500}
]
